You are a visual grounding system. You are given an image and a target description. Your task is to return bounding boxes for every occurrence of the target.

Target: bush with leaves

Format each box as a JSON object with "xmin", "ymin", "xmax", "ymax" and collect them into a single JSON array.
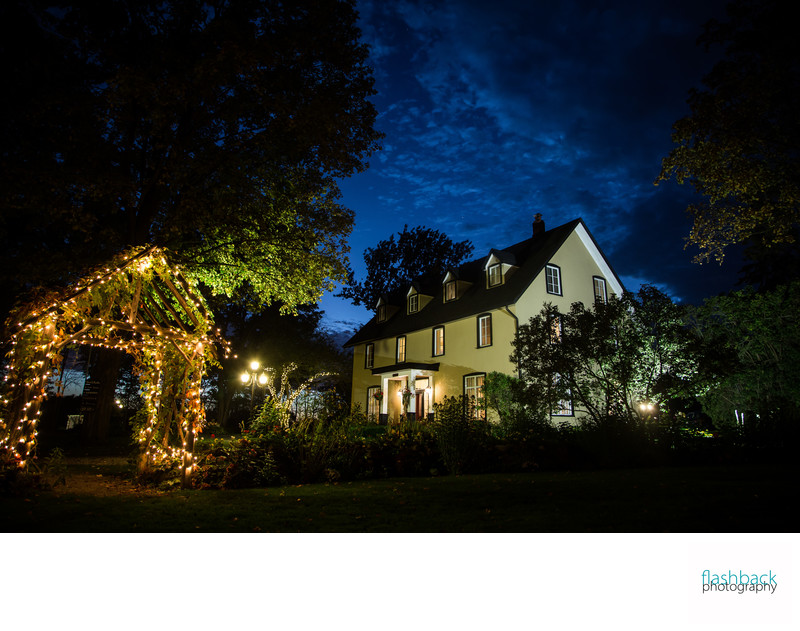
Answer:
[
  {"xmin": 484, "ymin": 371, "xmax": 550, "ymax": 438},
  {"xmin": 194, "ymin": 436, "xmax": 284, "ymax": 489},
  {"xmin": 250, "ymin": 397, "xmax": 288, "ymax": 436},
  {"xmin": 431, "ymin": 396, "xmax": 492, "ymax": 475}
]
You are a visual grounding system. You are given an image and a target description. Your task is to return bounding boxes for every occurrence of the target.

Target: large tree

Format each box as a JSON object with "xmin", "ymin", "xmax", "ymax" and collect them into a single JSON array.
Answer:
[
  {"xmin": 655, "ymin": 0, "xmax": 800, "ymax": 264},
  {"xmin": 0, "ymin": 0, "xmax": 381, "ymax": 312},
  {"xmin": 0, "ymin": 0, "xmax": 381, "ymax": 440},
  {"xmin": 689, "ymin": 281, "xmax": 800, "ymax": 432},
  {"xmin": 339, "ymin": 225, "xmax": 474, "ymax": 308},
  {"xmin": 511, "ymin": 287, "xmax": 697, "ymax": 426}
]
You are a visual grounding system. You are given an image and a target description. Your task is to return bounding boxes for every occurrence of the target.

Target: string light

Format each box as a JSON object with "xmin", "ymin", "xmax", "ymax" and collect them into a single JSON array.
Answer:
[{"xmin": 0, "ymin": 245, "xmax": 229, "ymax": 488}]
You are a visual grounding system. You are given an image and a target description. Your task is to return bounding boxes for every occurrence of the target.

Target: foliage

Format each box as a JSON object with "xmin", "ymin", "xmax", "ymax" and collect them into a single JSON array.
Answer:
[
  {"xmin": 655, "ymin": 0, "xmax": 800, "ymax": 263},
  {"xmin": 199, "ymin": 437, "xmax": 283, "ymax": 490},
  {"xmin": 251, "ymin": 363, "xmax": 336, "ymax": 430},
  {"xmin": 0, "ymin": 247, "xmax": 221, "ymax": 475},
  {"xmin": 43, "ymin": 447, "xmax": 67, "ymax": 488},
  {"xmin": 339, "ymin": 225, "xmax": 474, "ymax": 308},
  {"xmin": 194, "ymin": 415, "xmax": 444, "ymax": 489},
  {"xmin": 431, "ymin": 396, "xmax": 491, "ymax": 475},
  {"xmin": 250, "ymin": 398, "xmax": 287, "ymax": 437},
  {"xmin": 689, "ymin": 281, "xmax": 800, "ymax": 434},
  {"xmin": 0, "ymin": 0, "xmax": 382, "ymax": 314},
  {"xmin": 511, "ymin": 287, "xmax": 698, "ymax": 426},
  {"xmin": 483, "ymin": 371, "xmax": 550, "ymax": 437}
]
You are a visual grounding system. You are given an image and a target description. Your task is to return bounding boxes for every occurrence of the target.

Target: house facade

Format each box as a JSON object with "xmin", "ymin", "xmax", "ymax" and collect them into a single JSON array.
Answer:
[{"xmin": 344, "ymin": 217, "xmax": 624, "ymax": 423}]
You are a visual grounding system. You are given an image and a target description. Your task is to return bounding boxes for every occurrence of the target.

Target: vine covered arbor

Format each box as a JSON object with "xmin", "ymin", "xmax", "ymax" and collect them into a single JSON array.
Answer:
[{"xmin": 0, "ymin": 246, "xmax": 228, "ymax": 488}]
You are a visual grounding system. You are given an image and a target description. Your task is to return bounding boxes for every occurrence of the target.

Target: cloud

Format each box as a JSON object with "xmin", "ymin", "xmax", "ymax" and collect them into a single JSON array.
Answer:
[{"xmin": 330, "ymin": 0, "xmax": 733, "ymax": 332}]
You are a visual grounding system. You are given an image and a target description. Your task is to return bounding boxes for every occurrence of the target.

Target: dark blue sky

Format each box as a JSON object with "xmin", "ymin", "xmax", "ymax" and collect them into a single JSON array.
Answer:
[{"xmin": 319, "ymin": 0, "xmax": 743, "ymax": 333}]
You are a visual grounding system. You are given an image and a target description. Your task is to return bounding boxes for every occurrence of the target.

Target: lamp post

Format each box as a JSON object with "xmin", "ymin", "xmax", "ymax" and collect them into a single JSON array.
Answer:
[{"xmin": 240, "ymin": 360, "xmax": 268, "ymax": 415}]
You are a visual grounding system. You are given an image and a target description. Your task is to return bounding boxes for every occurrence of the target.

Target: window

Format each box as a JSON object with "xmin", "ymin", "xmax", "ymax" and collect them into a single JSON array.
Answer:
[
  {"xmin": 408, "ymin": 293, "xmax": 419, "ymax": 313},
  {"xmin": 367, "ymin": 386, "xmax": 381, "ymax": 419},
  {"xmin": 433, "ymin": 326, "xmax": 445, "ymax": 356},
  {"xmin": 552, "ymin": 397, "xmax": 573, "ymax": 416},
  {"xmin": 545, "ymin": 264, "xmax": 562, "ymax": 295},
  {"xmin": 551, "ymin": 374, "xmax": 573, "ymax": 416},
  {"xmin": 365, "ymin": 343, "xmax": 374, "ymax": 369},
  {"xmin": 593, "ymin": 277, "xmax": 607, "ymax": 304},
  {"xmin": 445, "ymin": 281, "xmax": 457, "ymax": 302},
  {"xmin": 488, "ymin": 263, "xmax": 502, "ymax": 287},
  {"xmin": 396, "ymin": 336, "xmax": 406, "ymax": 363},
  {"xmin": 377, "ymin": 304, "xmax": 387, "ymax": 322},
  {"xmin": 549, "ymin": 314, "xmax": 562, "ymax": 344},
  {"xmin": 464, "ymin": 373, "xmax": 486, "ymax": 419},
  {"xmin": 477, "ymin": 314, "xmax": 492, "ymax": 347}
]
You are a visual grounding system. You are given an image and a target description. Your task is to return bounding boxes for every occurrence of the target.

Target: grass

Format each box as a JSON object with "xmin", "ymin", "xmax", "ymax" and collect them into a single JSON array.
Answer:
[{"xmin": 1, "ymin": 462, "xmax": 794, "ymax": 532}]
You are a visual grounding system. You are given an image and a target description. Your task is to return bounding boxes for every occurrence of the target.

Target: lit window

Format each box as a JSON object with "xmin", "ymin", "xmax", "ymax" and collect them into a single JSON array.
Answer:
[
  {"xmin": 464, "ymin": 373, "xmax": 486, "ymax": 419},
  {"xmin": 365, "ymin": 343, "xmax": 374, "ymax": 369},
  {"xmin": 433, "ymin": 326, "xmax": 445, "ymax": 356},
  {"xmin": 445, "ymin": 281, "xmax": 457, "ymax": 302},
  {"xmin": 549, "ymin": 314, "xmax": 562, "ymax": 344},
  {"xmin": 377, "ymin": 304, "xmax": 387, "ymax": 322},
  {"xmin": 545, "ymin": 264, "xmax": 562, "ymax": 295},
  {"xmin": 408, "ymin": 293, "xmax": 419, "ymax": 313},
  {"xmin": 396, "ymin": 336, "xmax": 406, "ymax": 363},
  {"xmin": 488, "ymin": 263, "xmax": 502, "ymax": 287},
  {"xmin": 477, "ymin": 314, "xmax": 492, "ymax": 347},
  {"xmin": 593, "ymin": 277, "xmax": 607, "ymax": 304},
  {"xmin": 552, "ymin": 374, "xmax": 573, "ymax": 416}
]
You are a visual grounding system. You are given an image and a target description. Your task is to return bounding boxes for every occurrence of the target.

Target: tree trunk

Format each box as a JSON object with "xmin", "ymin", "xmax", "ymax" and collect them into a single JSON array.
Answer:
[
  {"xmin": 216, "ymin": 374, "xmax": 236, "ymax": 430},
  {"xmin": 82, "ymin": 348, "xmax": 124, "ymax": 443}
]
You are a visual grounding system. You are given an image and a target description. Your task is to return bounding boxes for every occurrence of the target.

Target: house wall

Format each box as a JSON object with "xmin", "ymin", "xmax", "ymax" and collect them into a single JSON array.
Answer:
[
  {"xmin": 516, "ymin": 229, "xmax": 618, "ymax": 322},
  {"xmin": 350, "ymin": 307, "xmax": 517, "ymax": 419}
]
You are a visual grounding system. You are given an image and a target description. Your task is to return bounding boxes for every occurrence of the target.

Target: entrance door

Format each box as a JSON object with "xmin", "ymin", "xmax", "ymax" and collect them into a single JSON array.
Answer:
[{"xmin": 415, "ymin": 391, "xmax": 425, "ymax": 420}]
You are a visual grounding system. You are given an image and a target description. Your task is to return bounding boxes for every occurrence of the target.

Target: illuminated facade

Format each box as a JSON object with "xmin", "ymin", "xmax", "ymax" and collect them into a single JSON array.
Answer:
[{"xmin": 344, "ymin": 218, "xmax": 624, "ymax": 423}]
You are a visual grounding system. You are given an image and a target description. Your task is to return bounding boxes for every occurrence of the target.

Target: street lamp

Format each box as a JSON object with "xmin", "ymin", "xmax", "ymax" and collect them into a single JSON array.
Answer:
[{"xmin": 240, "ymin": 360, "xmax": 268, "ymax": 414}]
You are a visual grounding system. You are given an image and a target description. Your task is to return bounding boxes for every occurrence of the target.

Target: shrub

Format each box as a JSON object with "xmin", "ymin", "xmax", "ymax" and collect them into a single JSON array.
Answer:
[
  {"xmin": 431, "ymin": 396, "xmax": 492, "ymax": 475},
  {"xmin": 196, "ymin": 436, "xmax": 284, "ymax": 489}
]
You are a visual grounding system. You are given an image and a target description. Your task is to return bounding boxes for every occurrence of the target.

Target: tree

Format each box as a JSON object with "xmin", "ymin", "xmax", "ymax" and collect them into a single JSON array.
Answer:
[
  {"xmin": 511, "ymin": 287, "xmax": 697, "ymax": 426},
  {"xmin": 655, "ymin": 0, "xmax": 800, "ymax": 264},
  {"xmin": 339, "ymin": 225, "xmax": 474, "ymax": 308},
  {"xmin": 1, "ymin": 0, "xmax": 381, "ymax": 440},
  {"xmin": 0, "ymin": 0, "xmax": 381, "ymax": 311},
  {"xmin": 689, "ymin": 281, "xmax": 800, "ymax": 432}
]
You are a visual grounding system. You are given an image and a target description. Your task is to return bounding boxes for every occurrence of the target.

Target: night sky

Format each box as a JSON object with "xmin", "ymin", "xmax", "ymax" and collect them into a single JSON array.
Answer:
[{"xmin": 319, "ymin": 0, "xmax": 744, "ymax": 334}]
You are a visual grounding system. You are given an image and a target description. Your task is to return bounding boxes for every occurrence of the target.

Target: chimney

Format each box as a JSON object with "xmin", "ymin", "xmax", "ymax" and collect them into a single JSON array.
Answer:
[{"xmin": 532, "ymin": 213, "xmax": 545, "ymax": 237}]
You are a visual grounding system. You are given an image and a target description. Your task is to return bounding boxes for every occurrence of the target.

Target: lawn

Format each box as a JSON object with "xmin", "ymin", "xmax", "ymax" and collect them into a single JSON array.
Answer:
[{"xmin": 1, "ymin": 462, "xmax": 794, "ymax": 532}]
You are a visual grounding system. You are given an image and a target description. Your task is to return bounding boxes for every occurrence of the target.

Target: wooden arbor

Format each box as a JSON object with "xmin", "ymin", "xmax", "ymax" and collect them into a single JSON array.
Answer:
[{"xmin": 0, "ymin": 246, "xmax": 228, "ymax": 488}]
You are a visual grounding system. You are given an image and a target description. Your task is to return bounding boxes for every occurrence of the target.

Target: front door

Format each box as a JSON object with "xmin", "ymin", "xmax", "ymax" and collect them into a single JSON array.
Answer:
[{"xmin": 415, "ymin": 391, "xmax": 425, "ymax": 420}]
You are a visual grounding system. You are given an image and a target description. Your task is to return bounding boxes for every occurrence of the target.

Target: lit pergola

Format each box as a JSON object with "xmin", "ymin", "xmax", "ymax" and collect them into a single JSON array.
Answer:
[{"xmin": 0, "ymin": 245, "xmax": 229, "ymax": 488}]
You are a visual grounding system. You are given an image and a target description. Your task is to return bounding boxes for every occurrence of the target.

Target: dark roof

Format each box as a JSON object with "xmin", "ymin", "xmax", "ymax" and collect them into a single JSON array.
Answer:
[{"xmin": 344, "ymin": 218, "xmax": 608, "ymax": 347}]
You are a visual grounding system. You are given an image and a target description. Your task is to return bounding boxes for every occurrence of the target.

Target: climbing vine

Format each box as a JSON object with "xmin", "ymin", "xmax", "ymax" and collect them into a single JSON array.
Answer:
[{"xmin": 0, "ymin": 245, "xmax": 229, "ymax": 487}]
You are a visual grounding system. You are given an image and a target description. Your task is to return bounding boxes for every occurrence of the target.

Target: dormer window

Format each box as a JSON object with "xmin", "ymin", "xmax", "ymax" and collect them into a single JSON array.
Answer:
[
  {"xmin": 444, "ymin": 280, "xmax": 457, "ymax": 302},
  {"xmin": 408, "ymin": 293, "xmax": 419, "ymax": 313},
  {"xmin": 377, "ymin": 304, "xmax": 387, "ymax": 322},
  {"xmin": 488, "ymin": 263, "xmax": 502, "ymax": 287}
]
